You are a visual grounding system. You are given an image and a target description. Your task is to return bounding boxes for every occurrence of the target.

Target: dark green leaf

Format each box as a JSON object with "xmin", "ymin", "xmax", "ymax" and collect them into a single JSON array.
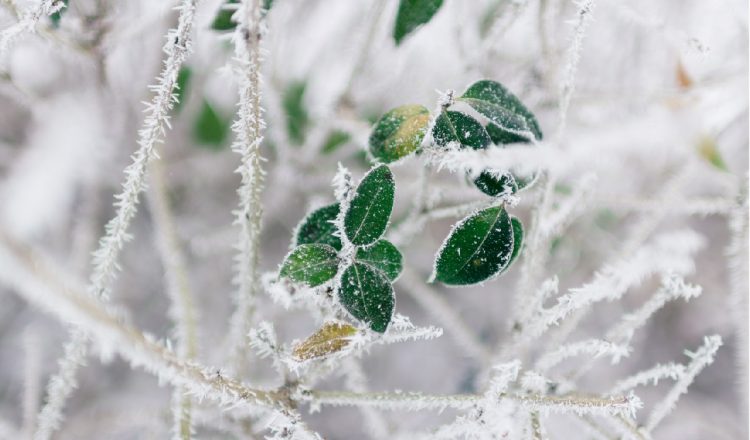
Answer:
[
  {"xmin": 459, "ymin": 80, "xmax": 543, "ymax": 140},
  {"xmin": 432, "ymin": 111, "xmax": 491, "ymax": 150},
  {"xmin": 211, "ymin": 0, "xmax": 238, "ymax": 31},
  {"xmin": 393, "ymin": 0, "xmax": 444, "ymax": 45},
  {"xmin": 507, "ymin": 216, "xmax": 523, "ymax": 268},
  {"xmin": 338, "ymin": 262, "xmax": 394, "ymax": 333},
  {"xmin": 295, "ymin": 203, "xmax": 342, "ymax": 251},
  {"xmin": 193, "ymin": 100, "xmax": 229, "ymax": 148},
  {"xmin": 283, "ymin": 81, "xmax": 309, "ymax": 145},
  {"xmin": 369, "ymin": 105, "xmax": 430, "ymax": 163},
  {"xmin": 433, "ymin": 205, "xmax": 514, "ymax": 285},
  {"xmin": 321, "ymin": 130, "xmax": 351, "ymax": 154},
  {"xmin": 486, "ymin": 121, "xmax": 530, "ymax": 145},
  {"xmin": 173, "ymin": 67, "xmax": 193, "ymax": 113},
  {"xmin": 263, "ymin": 0, "xmax": 274, "ymax": 12},
  {"xmin": 344, "ymin": 165, "xmax": 395, "ymax": 246},
  {"xmin": 355, "ymin": 240, "xmax": 403, "ymax": 281},
  {"xmin": 473, "ymin": 170, "xmax": 517, "ymax": 197},
  {"xmin": 280, "ymin": 244, "xmax": 339, "ymax": 287},
  {"xmin": 50, "ymin": 0, "xmax": 69, "ymax": 28}
]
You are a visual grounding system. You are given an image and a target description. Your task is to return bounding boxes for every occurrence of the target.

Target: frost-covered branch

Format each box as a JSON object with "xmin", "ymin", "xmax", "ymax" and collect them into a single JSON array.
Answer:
[
  {"xmin": 227, "ymin": 0, "xmax": 268, "ymax": 367},
  {"xmin": 535, "ymin": 339, "xmax": 630, "ymax": 372},
  {"xmin": 609, "ymin": 363, "xmax": 685, "ymax": 396},
  {"xmin": 645, "ymin": 335, "xmax": 722, "ymax": 431},
  {"xmin": 0, "ymin": 0, "xmax": 64, "ymax": 60}
]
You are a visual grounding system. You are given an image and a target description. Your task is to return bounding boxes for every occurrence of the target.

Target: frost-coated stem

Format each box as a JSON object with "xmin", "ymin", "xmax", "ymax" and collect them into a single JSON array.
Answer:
[
  {"xmin": 645, "ymin": 335, "xmax": 722, "ymax": 431},
  {"xmin": 609, "ymin": 363, "xmax": 685, "ymax": 395},
  {"xmin": 0, "ymin": 0, "xmax": 64, "ymax": 60},
  {"xmin": 90, "ymin": 0, "xmax": 197, "ymax": 301},
  {"xmin": 147, "ymin": 158, "xmax": 198, "ymax": 440},
  {"xmin": 33, "ymin": 330, "xmax": 88, "ymax": 440},
  {"xmin": 227, "ymin": 0, "xmax": 267, "ymax": 369},
  {"xmin": 557, "ymin": 0, "xmax": 597, "ymax": 136}
]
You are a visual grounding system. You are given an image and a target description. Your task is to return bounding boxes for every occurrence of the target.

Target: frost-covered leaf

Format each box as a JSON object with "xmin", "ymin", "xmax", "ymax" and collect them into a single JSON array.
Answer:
[
  {"xmin": 393, "ymin": 0, "xmax": 444, "ymax": 45},
  {"xmin": 507, "ymin": 216, "xmax": 523, "ymax": 268},
  {"xmin": 433, "ymin": 205, "xmax": 514, "ymax": 285},
  {"xmin": 368, "ymin": 105, "xmax": 430, "ymax": 163},
  {"xmin": 292, "ymin": 321, "xmax": 357, "ymax": 361},
  {"xmin": 432, "ymin": 111, "xmax": 491, "ymax": 150},
  {"xmin": 283, "ymin": 80, "xmax": 309, "ymax": 145},
  {"xmin": 295, "ymin": 203, "xmax": 342, "ymax": 250},
  {"xmin": 338, "ymin": 262, "xmax": 395, "ymax": 333},
  {"xmin": 697, "ymin": 136, "xmax": 728, "ymax": 171},
  {"xmin": 49, "ymin": 0, "xmax": 68, "ymax": 28},
  {"xmin": 193, "ymin": 99, "xmax": 229, "ymax": 148},
  {"xmin": 355, "ymin": 239, "xmax": 403, "ymax": 281},
  {"xmin": 211, "ymin": 0, "xmax": 238, "ymax": 31},
  {"xmin": 280, "ymin": 244, "xmax": 339, "ymax": 287},
  {"xmin": 486, "ymin": 120, "xmax": 531, "ymax": 145},
  {"xmin": 459, "ymin": 80, "xmax": 543, "ymax": 140},
  {"xmin": 344, "ymin": 165, "xmax": 395, "ymax": 246},
  {"xmin": 473, "ymin": 170, "xmax": 517, "ymax": 197}
]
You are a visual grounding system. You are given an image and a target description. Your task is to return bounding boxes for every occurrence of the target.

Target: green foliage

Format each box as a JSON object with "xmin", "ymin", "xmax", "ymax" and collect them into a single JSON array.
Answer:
[
  {"xmin": 211, "ymin": 0, "xmax": 238, "ymax": 31},
  {"xmin": 49, "ymin": 0, "xmax": 69, "ymax": 28},
  {"xmin": 393, "ymin": 0, "xmax": 444, "ymax": 45},
  {"xmin": 369, "ymin": 105, "xmax": 430, "ymax": 163},
  {"xmin": 507, "ymin": 216, "xmax": 524, "ymax": 268},
  {"xmin": 459, "ymin": 80, "xmax": 543, "ymax": 141},
  {"xmin": 355, "ymin": 239, "xmax": 403, "ymax": 281},
  {"xmin": 283, "ymin": 81, "xmax": 309, "ymax": 145},
  {"xmin": 473, "ymin": 170, "xmax": 517, "ymax": 197},
  {"xmin": 193, "ymin": 100, "xmax": 230, "ymax": 149},
  {"xmin": 433, "ymin": 205, "xmax": 515, "ymax": 285},
  {"xmin": 432, "ymin": 111, "xmax": 491, "ymax": 150},
  {"xmin": 321, "ymin": 130, "xmax": 351, "ymax": 154},
  {"xmin": 338, "ymin": 262, "xmax": 395, "ymax": 333},
  {"xmin": 295, "ymin": 203, "xmax": 342, "ymax": 251},
  {"xmin": 280, "ymin": 244, "xmax": 339, "ymax": 287},
  {"xmin": 173, "ymin": 67, "xmax": 193, "ymax": 113},
  {"xmin": 344, "ymin": 165, "xmax": 395, "ymax": 246}
]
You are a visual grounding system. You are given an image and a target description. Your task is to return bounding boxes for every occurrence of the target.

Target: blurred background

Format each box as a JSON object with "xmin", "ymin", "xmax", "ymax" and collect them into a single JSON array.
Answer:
[{"xmin": 0, "ymin": 0, "xmax": 747, "ymax": 438}]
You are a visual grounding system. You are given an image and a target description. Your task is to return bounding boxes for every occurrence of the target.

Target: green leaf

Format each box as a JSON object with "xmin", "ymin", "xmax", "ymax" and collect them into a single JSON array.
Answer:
[
  {"xmin": 211, "ymin": 0, "xmax": 238, "ymax": 31},
  {"xmin": 473, "ymin": 170, "xmax": 517, "ymax": 197},
  {"xmin": 280, "ymin": 244, "xmax": 339, "ymax": 287},
  {"xmin": 393, "ymin": 0, "xmax": 444, "ymax": 45},
  {"xmin": 368, "ymin": 105, "xmax": 430, "ymax": 163},
  {"xmin": 486, "ymin": 121, "xmax": 530, "ymax": 145},
  {"xmin": 295, "ymin": 203, "xmax": 342, "ymax": 251},
  {"xmin": 697, "ymin": 136, "xmax": 728, "ymax": 172},
  {"xmin": 283, "ymin": 81, "xmax": 309, "ymax": 145},
  {"xmin": 344, "ymin": 165, "xmax": 395, "ymax": 246},
  {"xmin": 193, "ymin": 100, "xmax": 230, "ymax": 148},
  {"xmin": 433, "ymin": 205, "xmax": 515, "ymax": 285},
  {"xmin": 338, "ymin": 262, "xmax": 395, "ymax": 333},
  {"xmin": 355, "ymin": 240, "xmax": 403, "ymax": 281},
  {"xmin": 292, "ymin": 321, "xmax": 357, "ymax": 361},
  {"xmin": 321, "ymin": 130, "xmax": 351, "ymax": 154},
  {"xmin": 49, "ymin": 0, "xmax": 69, "ymax": 28},
  {"xmin": 432, "ymin": 111, "xmax": 491, "ymax": 150},
  {"xmin": 507, "ymin": 216, "xmax": 524, "ymax": 268},
  {"xmin": 459, "ymin": 80, "xmax": 543, "ymax": 140},
  {"xmin": 173, "ymin": 67, "xmax": 192, "ymax": 113}
]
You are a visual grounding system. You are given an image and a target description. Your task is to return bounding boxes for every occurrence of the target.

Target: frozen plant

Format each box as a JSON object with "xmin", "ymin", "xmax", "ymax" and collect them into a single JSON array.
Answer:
[{"xmin": 0, "ymin": 0, "xmax": 746, "ymax": 439}]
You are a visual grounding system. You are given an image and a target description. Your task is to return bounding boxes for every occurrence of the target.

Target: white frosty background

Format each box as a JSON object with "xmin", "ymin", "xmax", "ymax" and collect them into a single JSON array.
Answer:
[{"xmin": 0, "ymin": 0, "xmax": 747, "ymax": 439}]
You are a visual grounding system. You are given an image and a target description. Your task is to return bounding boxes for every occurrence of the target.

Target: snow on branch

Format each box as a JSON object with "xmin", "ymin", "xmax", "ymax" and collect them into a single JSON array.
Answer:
[
  {"xmin": 535, "ymin": 339, "xmax": 631, "ymax": 372},
  {"xmin": 89, "ymin": 0, "xmax": 198, "ymax": 300},
  {"xmin": 227, "ymin": 0, "xmax": 268, "ymax": 365},
  {"xmin": 0, "ymin": 0, "xmax": 64, "ymax": 60},
  {"xmin": 606, "ymin": 274, "xmax": 701, "ymax": 344},
  {"xmin": 645, "ymin": 335, "xmax": 722, "ymax": 431},
  {"xmin": 515, "ymin": 392, "xmax": 641, "ymax": 419},
  {"xmin": 521, "ymin": 230, "xmax": 704, "ymax": 342},
  {"xmin": 609, "ymin": 363, "xmax": 686, "ymax": 396}
]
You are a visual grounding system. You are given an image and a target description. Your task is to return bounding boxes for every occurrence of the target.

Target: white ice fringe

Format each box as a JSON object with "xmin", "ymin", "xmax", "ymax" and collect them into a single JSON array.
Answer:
[
  {"xmin": 227, "ymin": 0, "xmax": 268, "ymax": 366},
  {"xmin": 646, "ymin": 335, "xmax": 722, "ymax": 431},
  {"xmin": 609, "ymin": 362, "xmax": 686, "ymax": 395},
  {"xmin": 535, "ymin": 339, "xmax": 631, "ymax": 372},
  {"xmin": 0, "ymin": 0, "xmax": 64, "ymax": 61}
]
